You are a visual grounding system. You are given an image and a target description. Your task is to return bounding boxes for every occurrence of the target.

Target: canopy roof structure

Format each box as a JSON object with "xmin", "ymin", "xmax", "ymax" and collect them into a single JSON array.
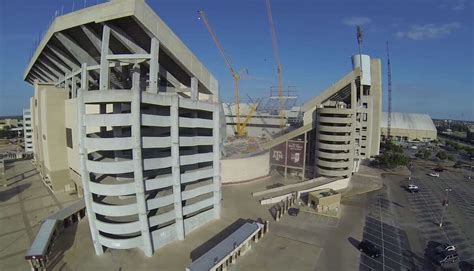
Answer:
[{"xmin": 23, "ymin": 0, "xmax": 216, "ymax": 94}]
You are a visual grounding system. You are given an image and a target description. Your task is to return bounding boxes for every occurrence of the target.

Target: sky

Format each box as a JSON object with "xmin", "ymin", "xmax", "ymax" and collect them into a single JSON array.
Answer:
[{"xmin": 0, "ymin": 0, "xmax": 473, "ymax": 120}]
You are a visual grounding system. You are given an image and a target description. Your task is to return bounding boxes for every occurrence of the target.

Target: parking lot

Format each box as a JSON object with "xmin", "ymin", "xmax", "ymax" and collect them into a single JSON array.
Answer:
[
  {"xmin": 355, "ymin": 154, "xmax": 474, "ymax": 271},
  {"xmin": 359, "ymin": 190, "xmax": 416, "ymax": 271},
  {"xmin": 409, "ymin": 162, "xmax": 474, "ymax": 267}
]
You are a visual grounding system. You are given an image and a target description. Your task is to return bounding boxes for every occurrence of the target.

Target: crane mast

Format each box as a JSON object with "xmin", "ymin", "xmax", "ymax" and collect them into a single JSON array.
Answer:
[
  {"xmin": 197, "ymin": 10, "xmax": 243, "ymax": 136},
  {"xmin": 386, "ymin": 41, "xmax": 392, "ymax": 140},
  {"xmin": 265, "ymin": 0, "xmax": 285, "ymax": 128}
]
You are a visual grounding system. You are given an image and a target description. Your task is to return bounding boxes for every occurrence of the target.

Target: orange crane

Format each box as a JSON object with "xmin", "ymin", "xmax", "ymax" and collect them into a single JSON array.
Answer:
[
  {"xmin": 198, "ymin": 10, "xmax": 256, "ymax": 137},
  {"xmin": 265, "ymin": 0, "xmax": 285, "ymax": 128}
]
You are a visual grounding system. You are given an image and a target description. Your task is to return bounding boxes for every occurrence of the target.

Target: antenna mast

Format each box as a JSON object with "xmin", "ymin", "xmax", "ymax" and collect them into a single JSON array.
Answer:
[{"xmin": 386, "ymin": 41, "xmax": 392, "ymax": 140}]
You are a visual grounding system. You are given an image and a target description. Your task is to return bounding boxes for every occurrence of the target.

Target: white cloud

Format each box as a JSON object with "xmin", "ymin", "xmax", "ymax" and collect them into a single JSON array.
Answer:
[
  {"xmin": 342, "ymin": 16, "xmax": 372, "ymax": 26},
  {"xmin": 395, "ymin": 22, "xmax": 460, "ymax": 40}
]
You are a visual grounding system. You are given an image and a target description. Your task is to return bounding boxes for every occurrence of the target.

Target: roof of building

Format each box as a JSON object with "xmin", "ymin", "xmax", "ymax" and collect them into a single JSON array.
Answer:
[
  {"xmin": 48, "ymin": 199, "xmax": 85, "ymax": 220},
  {"xmin": 187, "ymin": 222, "xmax": 261, "ymax": 271},
  {"xmin": 381, "ymin": 112, "xmax": 437, "ymax": 132},
  {"xmin": 25, "ymin": 219, "xmax": 57, "ymax": 259}
]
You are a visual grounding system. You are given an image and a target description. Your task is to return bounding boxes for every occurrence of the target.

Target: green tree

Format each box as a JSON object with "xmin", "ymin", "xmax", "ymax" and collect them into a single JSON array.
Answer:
[{"xmin": 436, "ymin": 151, "xmax": 448, "ymax": 160}]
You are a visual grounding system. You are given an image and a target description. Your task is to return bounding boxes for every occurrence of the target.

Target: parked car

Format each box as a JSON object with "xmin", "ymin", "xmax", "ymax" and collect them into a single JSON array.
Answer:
[
  {"xmin": 358, "ymin": 240, "xmax": 381, "ymax": 258},
  {"xmin": 436, "ymin": 251, "xmax": 459, "ymax": 265},
  {"xmin": 288, "ymin": 208, "xmax": 299, "ymax": 217},
  {"xmin": 408, "ymin": 184, "xmax": 419, "ymax": 193},
  {"xmin": 429, "ymin": 172, "xmax": 440, "ymax": 177},
  {"xmin": 435, "ymin": 243, "xmax": 456, "ymax": 254}
]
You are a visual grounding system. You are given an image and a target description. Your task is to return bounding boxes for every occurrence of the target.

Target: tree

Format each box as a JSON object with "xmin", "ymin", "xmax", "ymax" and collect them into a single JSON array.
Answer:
[{"xmin": 436, "ymin": 151, "xmax": 448, "ymax": 160}]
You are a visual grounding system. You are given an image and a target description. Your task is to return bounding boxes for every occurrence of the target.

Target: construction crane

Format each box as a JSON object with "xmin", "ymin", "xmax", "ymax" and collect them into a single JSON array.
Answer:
[
  {"xmin": 386, "ymin": 41, "xmax": 393, "ymax": 141},
  {"xmin": 197, "ymin": 10, "xmax": 256, "ymax": 137},
  {"xmin": 265, "ymin": 0, "xmax": 285, "ymax": 128}
]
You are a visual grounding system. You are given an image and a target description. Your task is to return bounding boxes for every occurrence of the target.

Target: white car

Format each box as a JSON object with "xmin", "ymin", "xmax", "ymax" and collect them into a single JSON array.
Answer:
[
  {"xmin": 408, "ymin": 184, "xmax": 419, "ymax": 193},
  {"xmin": 435, "ymin": 243, "xmax": 456, "ymax": 254},
  {"xmin": 429, "ymin": 172, "xmax": 440, "ymax": 177}
]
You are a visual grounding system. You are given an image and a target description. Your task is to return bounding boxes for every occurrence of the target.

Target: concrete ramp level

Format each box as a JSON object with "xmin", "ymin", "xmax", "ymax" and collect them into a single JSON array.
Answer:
[{"xmin": 261, "ymin": 68, "xmax": 361, "ymax": 180}]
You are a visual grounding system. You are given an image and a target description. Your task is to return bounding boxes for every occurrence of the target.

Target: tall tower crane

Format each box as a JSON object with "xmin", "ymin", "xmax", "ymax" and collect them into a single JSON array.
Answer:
[
  {"xmin": 198, "ymin": 10, "xmax": 254, "ymax": 137},
  {"xmin": 386, "ymin": 41, "xmax": 392, "ymax": 140},
  {"xmin": 265, "ymin": 0, "xmax": 285, "ymax": 128}
]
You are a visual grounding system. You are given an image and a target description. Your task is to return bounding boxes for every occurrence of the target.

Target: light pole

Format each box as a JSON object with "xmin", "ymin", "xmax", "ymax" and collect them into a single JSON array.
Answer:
[
  {"xmin": 439, "ymin": 188, "xmax": 452, "ymax": 227},
  {"xmin": 468, "ymin": 165, "xmax": 472, "ymax": 180}
]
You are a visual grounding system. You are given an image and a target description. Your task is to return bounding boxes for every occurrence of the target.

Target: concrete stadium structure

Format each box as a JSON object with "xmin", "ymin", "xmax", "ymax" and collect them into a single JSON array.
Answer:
[
  {"xmin": 24, "ymin": 0, "xmax": 222, "ymax": 257},
  {"xmin": 23, "ymin": 109, "xmax": 33, "ymax": 152},
  {"xmin": 380, "ymin": 112, "xmax": 437, "ymax": 141},
  {"xmin": 264, "ymin": 54, "xmax": 382, "ymax": 180}
]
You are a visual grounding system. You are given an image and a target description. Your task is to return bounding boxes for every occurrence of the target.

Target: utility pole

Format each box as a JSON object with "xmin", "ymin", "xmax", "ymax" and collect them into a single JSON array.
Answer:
[{"xmin": 439, "ymin": 188, "xmax": 452, "ymax": 227}]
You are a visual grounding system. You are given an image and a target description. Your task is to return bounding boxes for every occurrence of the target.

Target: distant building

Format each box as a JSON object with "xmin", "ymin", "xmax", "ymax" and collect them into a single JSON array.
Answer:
[
  {"xmin": 23, "ymin": 109, "xmax": 33, "ymax": 152},
  {"xmin": 0, "ymin": 118, "xmax": 20, "ymax": 130},
  {"xmin": 380, "ymin": 112, "xmax": 437, "ymax": 142}
]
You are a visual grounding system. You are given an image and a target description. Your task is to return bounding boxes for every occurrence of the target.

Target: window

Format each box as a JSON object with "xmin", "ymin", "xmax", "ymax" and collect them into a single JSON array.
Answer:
[
  {"xmin": 66, "ymin": 128, "xmax": 73, "ymax": 149},
  {"xmin": 363, "ymin": 113, "xmax": 367, "ymax": 121}
]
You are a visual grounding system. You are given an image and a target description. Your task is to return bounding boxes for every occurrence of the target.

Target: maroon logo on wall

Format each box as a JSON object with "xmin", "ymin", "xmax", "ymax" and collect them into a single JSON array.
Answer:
[
  {"xmin": 287, "ymin": 141, "xmax": 304, "ymax": 167},
  {"xmin": 270, "ymin": 140, "xmax": 305, "ymax": 168},
  {"xmin": 270, "ymin": 143, "xmax": 286, "ymax": 166}
]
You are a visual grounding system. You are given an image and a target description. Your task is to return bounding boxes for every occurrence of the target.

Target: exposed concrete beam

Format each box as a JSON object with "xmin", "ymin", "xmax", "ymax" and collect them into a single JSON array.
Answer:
[
  {"xmin": 43, "ymin": 51, "xmax": 72, "ymax": 74},
  {"xmin": 30, "ymin": 69, "xmax": 49, "ymax": 82},
  {"xmin": 37, "ymin": 59, "xmax": 63, "ymax": 79},
  {"xmin": 80, "ymin": 25, "xmax": 104, "ymax": 54},
  {"xmin": 100, "ymin": 25, "xmax": 111, "ymax": 90},
  {"xmin": 107, "ymin": 23, "xmax": 147, "ymax": 54},
  {"xmin": 191, "ymin": 77, "xmax": 198, "ymax": 100},
  {"xmin": 55, "ymin": 32, "xmax": 98, "ymax": 65},
  {"xmin": 33, "ymin": 66, "xmax": 55, "ymax": 81},
  {"xmin": 158, "ymin": 64, "xmax": 186, "ymax": 90},
  {"xmin": 47, "ymin": 45, "xmax": 80, "ymax": 71},
  {"xmin": 148, "ymin": 38, "xmax": 159, "ymax": 93}
]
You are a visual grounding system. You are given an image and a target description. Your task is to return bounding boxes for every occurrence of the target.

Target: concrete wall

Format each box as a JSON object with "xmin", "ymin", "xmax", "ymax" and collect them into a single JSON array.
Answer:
[
  {"xmin": 369, "ymin": 59, "xmax": 382, "ymax": 156},
  {"xmin": 221, "ymin": 151, "xmax": 270, "ymax": 183},
  {"xmin": 38, "ymin": 84, "xmax": 72, "ymax": 191}
]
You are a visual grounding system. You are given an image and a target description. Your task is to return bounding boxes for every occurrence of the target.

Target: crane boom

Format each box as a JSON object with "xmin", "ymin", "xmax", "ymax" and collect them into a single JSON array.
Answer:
[
  {"xmin": 265, "ymin": 0, "xmax": 285, "ymax": 128},
  {"xmin": 198, "ymin": 11, "xmax": 242, "ymax": 135},
  {"xmin": 386, "ymin": 41, "xmax": 392, "ymax": 140}
]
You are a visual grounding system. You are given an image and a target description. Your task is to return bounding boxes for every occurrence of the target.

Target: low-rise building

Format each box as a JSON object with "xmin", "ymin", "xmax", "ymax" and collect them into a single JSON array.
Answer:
[
  {"xmin": 380, "ymin": 112, "xmax": 437, "ymax": 142},
  {"xmin": 23, "ymin": 109, "xmax": 33, "ymax": 152}
]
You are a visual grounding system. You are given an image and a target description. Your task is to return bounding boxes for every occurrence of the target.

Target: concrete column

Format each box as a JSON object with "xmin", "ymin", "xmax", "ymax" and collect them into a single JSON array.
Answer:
[
  {"xmin": 71, "ymin": 75, "xmax": 77, "ymax": 98},
  {"xmin": 212, "ymin": 102, "xmax": 222, "ymax": 219},
  {"xmin": 149, "ymin": 38, "xmax": 159, "ymax": 93},
  {"xmin": 191, "ymin": 77, "xmax": 198, "ymax": 100},
  {"xmin": 77, "ymin": 63, "xmax": 103, "ymax": 255},
  {"xmin": 131, "ymin": 64, "xmax": 153, "ymax": 257},
  {"xmin": 171, "ymin": 94, "xmax": 185, "ymax": 240},
  {"xmin": 100, "ymin": 25, "xmax": 110, "ymax": 91}
]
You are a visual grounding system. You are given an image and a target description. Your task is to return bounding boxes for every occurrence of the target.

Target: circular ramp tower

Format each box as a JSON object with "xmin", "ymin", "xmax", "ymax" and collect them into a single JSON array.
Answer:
[{"xmin": 315, "ymin": 107, "xmax": 354, "ymax": 178}]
